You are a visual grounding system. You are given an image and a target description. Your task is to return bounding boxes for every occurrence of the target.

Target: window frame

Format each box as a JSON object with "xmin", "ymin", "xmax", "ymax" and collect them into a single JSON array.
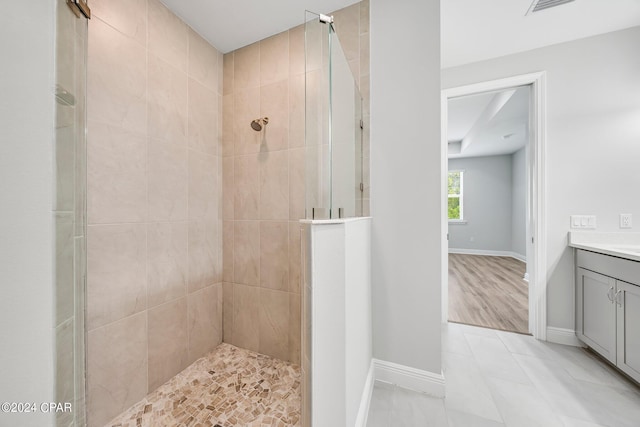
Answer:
[{"xmin": 448, "ymin": 169, "xmax": 465, "ymax": 223}]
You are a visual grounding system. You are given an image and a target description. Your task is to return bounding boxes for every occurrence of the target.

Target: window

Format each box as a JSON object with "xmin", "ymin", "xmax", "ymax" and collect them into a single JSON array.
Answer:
[{"xmin": 448, "ymin": 170, "xmax": 464, "ymax": 221}]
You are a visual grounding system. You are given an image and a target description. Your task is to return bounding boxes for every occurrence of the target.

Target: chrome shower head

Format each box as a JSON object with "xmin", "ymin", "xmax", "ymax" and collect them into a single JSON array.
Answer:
[{"xmin": 250, "ymin": 117, "xmax": 269, "ymax": 132}]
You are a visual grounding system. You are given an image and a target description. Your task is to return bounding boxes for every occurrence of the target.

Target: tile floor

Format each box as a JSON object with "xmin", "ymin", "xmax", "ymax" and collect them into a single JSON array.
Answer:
[
  {"xmin": 105, "ymin": 343, "xmax": 301, "ymax": 427},
  {"xmin": 367, "ymin": 322, "xmax": 640, "ymax": 427}
]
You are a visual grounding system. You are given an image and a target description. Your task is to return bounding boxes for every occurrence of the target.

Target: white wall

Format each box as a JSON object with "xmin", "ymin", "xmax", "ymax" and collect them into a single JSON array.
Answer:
[
  {"xmin": 511, "ymin": 147, "xmax": 527, "ymax": 258},
  {"xmin": 448, "ymin": 155, "xmax": 513, "ymax": 252},
  {"xmin": 370, "ymin": 0, "xmax": 442, "ymax": 374},
  {"xmin": 0, "ymin": 2, "xmax": 56, "ymax": 426},
  {"xmin": 443, "ymin": 26, "xmax": 640, "ymax": 330}
]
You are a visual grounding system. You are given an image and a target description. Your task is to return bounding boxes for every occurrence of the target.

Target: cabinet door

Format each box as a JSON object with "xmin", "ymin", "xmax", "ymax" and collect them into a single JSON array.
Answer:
[
  {"xmin": 616, "ymin": 280, "xmax": 640, "ymax": 382},
  {"xmin": 576, "ymin": 268, "xmax": 617, "ymax": 363}
]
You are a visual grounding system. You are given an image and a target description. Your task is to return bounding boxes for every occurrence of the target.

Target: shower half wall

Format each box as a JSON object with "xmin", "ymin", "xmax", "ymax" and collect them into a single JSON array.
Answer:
[
  {"xmin": 85, "ymin": 1, "xmax": 224, "ymax": 425},
  {"xmin": 221, "ymin": 1, "xmax": 370, "ymax": 364}
]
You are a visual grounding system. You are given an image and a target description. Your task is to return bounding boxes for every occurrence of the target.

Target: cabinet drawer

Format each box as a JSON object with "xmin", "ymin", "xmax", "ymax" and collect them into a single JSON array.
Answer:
[{"xmin": 577, "ymin": 250, "xmax": 640, "ymax": 286}]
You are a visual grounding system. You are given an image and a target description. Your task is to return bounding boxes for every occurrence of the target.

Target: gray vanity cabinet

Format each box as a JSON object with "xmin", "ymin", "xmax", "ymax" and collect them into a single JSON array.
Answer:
[
  {"xmin": 576, "ymin": 249, "xmax": 640, "ymax": 383},
  {"xmin": 576, "ymin": 268, "xmax": 617, "ymax": 363}
]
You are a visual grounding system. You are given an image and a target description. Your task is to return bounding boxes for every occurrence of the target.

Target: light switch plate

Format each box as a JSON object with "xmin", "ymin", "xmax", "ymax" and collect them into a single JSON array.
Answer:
[
  {"xmin": 620, "ymin": 214, "xmax": 632, "ymax": 229},
  {"xmin": 570, "ymin": 215, "xmax": 597, "ymax": 229}
]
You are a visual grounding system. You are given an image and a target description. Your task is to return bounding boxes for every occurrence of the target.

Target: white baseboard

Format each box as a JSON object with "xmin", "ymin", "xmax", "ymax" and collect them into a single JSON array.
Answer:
[
  {"xmin": 355, "ymin": 360, "xmax": 375, "ymax": 427},
  {"xmin": 373, "ymin": 359, "xmax": 445, "ymax": 397},
  {"xmin": 448, "ymin": 248, "xmax": 526, "ymax": 262},
  {"xmin": 546, "ymin": 327, "xmax": 584, "ymax": 347}
]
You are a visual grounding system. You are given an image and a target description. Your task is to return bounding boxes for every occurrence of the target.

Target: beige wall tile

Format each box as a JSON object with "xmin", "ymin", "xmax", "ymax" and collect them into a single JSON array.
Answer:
[
  {"xmin": 56, "ymin": 213, "xmax": 74, "ymax": 326},
  {"xmin": 260, "ymin": 221, "xmax": 289, "ymax": 291},
  {"xmin": 222, "ymin": 94, "xmax": 234, "ymax": 157},
  {"xmin": 232, "ymin": 283, "xmax": 259, "ymax": 352},
  {"xmin": 260, "ymin": 80, "xmax": 289, "ymax": 151},
  {"xmin": 289, "ymin": 292, "xmax": 301, "ymax": 365},
  {"xmin": 87, "ymin": 224, "xmax": 147, "ymax": 331},
  {"xmin": 223, "ymin": 53, "xmax": 234, "ymax": 95},
  {"xmin": 147, "ymin": 222, "xmax": 188, "ymax": 308},
  {"xmin": 222, "ymin": 282, "xmax": 233, "ymax": 342},
  {"xmin": 87, "ymin": 312, "xmax": 147, "ymax": 427},
  {"xmin": 289, "ymin": 147, "xmax": 305, "ymax": 220},
  {"xmin": 147, "ymin": 297, "xmax": 188, "ymax": 391},
  {"xmin": 260, "ymin": 151, "xmax": 289, "ymax": 220},
  {"xmin": 88, "ymin": 18, "xmax": 146, "ymax": 135},
  {"xmin": 187, "ymin": 284, "xmax": 223, "ymax": 363},
  {"xmin": 188, "ymin": 78, "xmax": 218, "ymax": 156},
  {"xmin": 188, "ymin": 150, "xmax": 218, "ymax": 221},
  {"xmin": 234, "ymin": 43, "xmax": 260, "ymax": 90},
  {"xmin": 234, "ymin": 87, "xmax": 261, "ymax": 155},
  {"xmin": 148, "ymin": 0, "xmax": 188, "ymax": 73},
  {"xmin": 360, "ymin": 0, "xmax": 370, "ymax": 35},
  {"xmin": 218, "ymin": 51, "xmax": 225, "ymax": 95},
  {"xmin": 289, "ymin": 74, "xmax": 305, "ymax": 149},
  {"xmin": 289, "ymin": 25, "xmax": 304, "ymax": 76},
  {"xmin": 359, "ymin": 33, "xmax": 370, "ymax": 78},
  {"xmin": 188, "ymin": 220, "xmax": 218, "ymax": 292},
  {"xmin": 234, "ymin": 154, "xmax": 260, "ymax": 220},
  {"xmin": 188, "ymin": 28, "xmax": 218, "ymax": 91},
  {"xmin": 348, "ymin": 59, "xmax": 360, "ymax": 85},
  {"xmin": 55, "ymin": 319, "xmax": 74, "ymax": 423},
  {"xmin": 87, "ymin": 121, "xmax": 147, "ymax": 224},
  {"xmin": 259, "ymin": 288, "xmax": 289, "ymax": 361},
  {"xmin": 55, "ymin": 126, "xmax": 74, "ymax": 212},
  {"xmin": 260, "ymin": 31, "xmax": 289, "ymax": 86},
  {"xmin": 148, "ymin": 139, "xmax": 188, "ymax": 221},
  {"xmin": 332, "ymin": 4, "xmax": 360, "ymax": 62},
  {"xmin": 233, "ymin": 221, "xmax": 260, "ymax": 286},
  {"xmin": 289, "ymin": 221, "xmax": 302, "ymax": 294},
  {"xmin": 148, "ymin": 54, "xmax": 188, "ymax": 145},
  {"xmin": 222, "ymin": 157, "xmax": 234, "ymax": 220},
  {"xmin": 223, "ymin": 221, "xmax": 234, "ymax": 282},
  {"xmin": 91, "ymin": 0, "xmax": 147, "ymax": 45}
]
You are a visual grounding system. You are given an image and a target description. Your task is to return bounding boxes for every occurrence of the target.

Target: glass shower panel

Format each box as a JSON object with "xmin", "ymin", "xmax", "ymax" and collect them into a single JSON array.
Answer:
[
  {"xmin": 329, "ymin": 26, "xmax": 363, "ymax": 218},
  {"xmin": 55, "ymin": 1, "xmax": 87, "ymax": 425}
]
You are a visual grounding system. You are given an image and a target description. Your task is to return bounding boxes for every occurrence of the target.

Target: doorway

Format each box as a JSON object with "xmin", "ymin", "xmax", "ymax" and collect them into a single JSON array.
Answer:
[{"xmin": 441, "ymin": 72, "xmax": 546, "ymax": 340}]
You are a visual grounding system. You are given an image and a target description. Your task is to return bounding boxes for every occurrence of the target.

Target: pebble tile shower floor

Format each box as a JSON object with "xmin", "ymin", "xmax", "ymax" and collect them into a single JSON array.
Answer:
[{"xmin": 106, "ymin": 344, "xmax": 301, "ymax": 427}]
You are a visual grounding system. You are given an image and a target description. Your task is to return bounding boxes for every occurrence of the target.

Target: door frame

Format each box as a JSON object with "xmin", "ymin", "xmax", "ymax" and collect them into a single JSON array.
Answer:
[{"xmin": 441, "ymin": 72, "xmax": 547, "ymax": 340}]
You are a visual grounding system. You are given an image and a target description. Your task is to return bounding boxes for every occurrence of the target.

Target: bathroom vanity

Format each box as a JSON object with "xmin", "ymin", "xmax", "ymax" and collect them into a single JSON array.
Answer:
[{"xmin": 570, "ymin": 233, "xmax": 640, "ymax": 383}]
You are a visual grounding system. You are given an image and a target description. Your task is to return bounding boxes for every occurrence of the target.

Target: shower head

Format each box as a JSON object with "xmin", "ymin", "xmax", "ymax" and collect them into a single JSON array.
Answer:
[{"xmin": 250, "ymin": 117, "xmax": 269, "ymax": 132}]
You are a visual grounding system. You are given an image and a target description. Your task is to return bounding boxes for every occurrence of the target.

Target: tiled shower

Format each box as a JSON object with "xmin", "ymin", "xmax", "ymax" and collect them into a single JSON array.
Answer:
[{"xmin": 78, "ymin": 0, "xmax": 369, "ymax": 425}]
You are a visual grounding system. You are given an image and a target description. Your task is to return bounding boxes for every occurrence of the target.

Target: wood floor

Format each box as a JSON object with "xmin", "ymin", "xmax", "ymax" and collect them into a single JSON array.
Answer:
[{"xmin": 448, "ymin": 253, "xmax": 529, "ymax": 334}]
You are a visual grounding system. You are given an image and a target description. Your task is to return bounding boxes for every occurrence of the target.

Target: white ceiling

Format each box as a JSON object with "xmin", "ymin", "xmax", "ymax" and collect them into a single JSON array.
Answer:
[
  {"xmin": 160, "ymin": 0, "xmax": 359, "ymax": 53},
  {"xmin": 448, "ymin": 86, "xmax": 530, "ymax": 159},
  {"xmin": 442, "ymin": 0, "xmax": 640, "ymax": 68}
]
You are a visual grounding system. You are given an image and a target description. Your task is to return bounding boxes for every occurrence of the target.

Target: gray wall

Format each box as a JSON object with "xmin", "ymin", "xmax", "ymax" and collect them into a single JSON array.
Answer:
[
  {"xmin": 0, "ymin": 2, "xmax": 56, "ymax": 426},
  {"xmin": 443, "ymin": 26, "xmax": 640, "ymax": 330},
  {"xmin": 371, "ymin": 0, "xmax": 442, "ymax": 374},
  {"xmin": 448, "ymin": 155, "xmax": 513, "ymax": 252},
  {"xmin": 511, "ymin": 147, "xmax": 527, "ymax": 258}
]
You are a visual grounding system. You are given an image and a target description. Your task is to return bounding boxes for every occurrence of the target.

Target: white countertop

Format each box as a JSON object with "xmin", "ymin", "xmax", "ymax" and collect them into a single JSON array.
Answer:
[{"xmin": 568, "ymin": 232, "xmax": 640, "ymax": 262}]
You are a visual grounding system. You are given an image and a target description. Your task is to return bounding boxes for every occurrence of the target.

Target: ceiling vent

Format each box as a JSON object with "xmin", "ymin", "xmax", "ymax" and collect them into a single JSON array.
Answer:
[{"xmin": 526, "ymin": 0, "xmax": 575, "ymax": 15}]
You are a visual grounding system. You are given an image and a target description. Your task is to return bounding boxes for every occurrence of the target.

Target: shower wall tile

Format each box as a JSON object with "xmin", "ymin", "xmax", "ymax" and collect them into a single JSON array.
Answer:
[
  {"xmin": 289, "ymin": 74, "xmax": 305, "ymax": 148},
  {"xmin": 332, "ymin": 3, "xmax": 360, "ymax": 61},
  {"xmin": 147, "ymin": 297, "xmax": 189, "ymax": 391},
  {"xmin": 260, "ymin": 31, "xmax": 289, "ymax": 86},
  {"xmin": 259, "ymin": 288, "xmax": 290, "ymax": 361},
  {"xmin": 232, "ymin": 283, "xmax": 260, "ymax": 352},
  {"xmin": 234, "ymin": 154, "xmax": 260, "ymax": 220},
  {"xmin": 234, "ymin": 87, "xmax": 261, "ymax": 155},
  {"xmin": 223, "ymin": 157, "xmax": 234, "ymax": 220},
  {"xmin": 289, "ymin": 24, "xmax": 305, "ymax": 77},
  {"xmin": 87, "ymin": 312, "xmax": 147, "ymax": 427},
  {"xmin": 234, "ymin": 43, "xmax": 260, "ymax": 90},
  {"xmin": 87, "ymin": 121, "xmax": 147, "ymax": 224},
  {"xmin": 260, "ymin": 80, "xmax": 289, "ymax": 151},
  {"xmin": 360, "ymin": 33, "xmax": 370, "ymax": 77},
  {"xmin": 222, "ymin": 282, "xmax": 234, "ymax": 342},
  {"xmin": 148, "ymin": 0, "xmax": 188, "ymax": 73},
  {"xmin": 147, "ymin": 221, "xmax": 188, "ymax": 308},
  {"xmin": 188, "ymin": 151, "xmax": 218, "ymax": 221},
  {"xmin": 222, "ymin": 94, "xmax": 234, "ymax": 156},
  {"xmin": 55, "ymin": 319, "xmax": 74, "ymax": 427},
  {"xmin": 260, "ymin": 221, "xmax": 289, "ymax": 291},
  {"xmin": 187, "ymin": 283, "xmax": 223, "ymax": 364},
  {"xmin": 223, "ymin": 221, "xmax": 234, "ymax": 282},
  {"xmin": 223, "ymin": 53, "xmax": 234, "ymax": 96},
  {"xmin": 289, "ymin": 292, "xmax": 301, "ymax": 365},
  {"xmin": 148, "ymin": 139, "xmax": 188, "ymax": 221},
  {"xmin": 188, "ymin": 78, "xmax": 218, "ymax": 156},
  {"xmin": 289, "ymin": 148, "xmax": 305, "ymax": 221},
  {"xmin": 288, "ymin": 221, "xmax": 302, "ymax": 294},
  {"xmin": 91, "ymin": 0, "xmax": 147, "ymax": 45},
  {"xmin": 148, "ymin": 54, "xmax": 188, "ymax": 145},
  {"xmin": 188, "ymin": 220, "xmax": 218, "ymax": 292},
  {"xmin": 88, "ymin": 17, "xmax": 146, "ymax": 135},
  {"xmin": 233, "ymin": 221, "xmax": 260, "ymax": 286},
  {"xmin": 260, "ymin": 150, "xmax": 289, "ymax": 220},
  {"xmin": 56, "ymin": 213, "xmax": 74, "ymax": 327},
  {"xmin": 55, "ymin": 126, "xmax": 74, "ymax": 212},
  {"xmin": 188, "ymin": 28, "xmax": 218, "ymax": 91},
  {"xmin": 87, "ymin": 224, "xmax": 147, "ymax": 331},
  {"xmin": 360, "ymin": 0, "xmax": 370, "ymax": 35}
]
